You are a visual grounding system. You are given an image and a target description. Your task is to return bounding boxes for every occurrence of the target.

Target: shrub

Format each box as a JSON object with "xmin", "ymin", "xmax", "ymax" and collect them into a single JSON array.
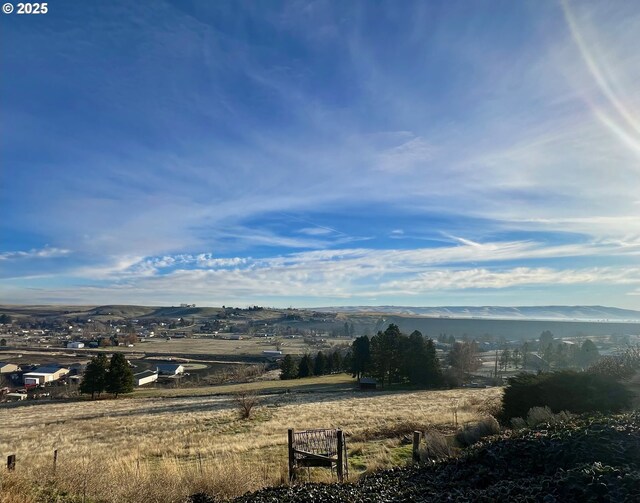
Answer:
[
  {"xmin": 588, "ymin": 346, "xmax": 640, "ymax": 380},
  {"xmin": 419, "ymin": 430, "xmax": 457, "ymax": 461},
  {"xmin": 525, "ymin": 406, "xmax": 571, "ymax": 427},
  {"xmin": 510, "ymin": 417, "xmax": 527, "ymax": 430},
  {"xmin": 455, "ymin": 416, "xmax": 500, "ymax": 447},
  {"xmin": 511, "ymin": 406, "xmax": 573, "ymax": 430},
  {"xmin": 500, "ymin": 371, "xmax": 632, "ymax": 422},
  {"xmin": 234, "ymin": 391, "xmax": 260, "ymax": 419}
]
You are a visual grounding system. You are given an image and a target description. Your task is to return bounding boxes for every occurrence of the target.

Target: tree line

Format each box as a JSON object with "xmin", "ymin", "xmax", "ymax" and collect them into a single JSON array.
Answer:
[
  {"xmin": 80, "ymin": 353, "xmax": 135, "ymax": 399},
  {"xmin": 350, "ymin": 324, "xmax": 442, "ymax": 388},
  {"xmin": 280, "ymin": 349, "xmax": 346, "ymax": 380}
]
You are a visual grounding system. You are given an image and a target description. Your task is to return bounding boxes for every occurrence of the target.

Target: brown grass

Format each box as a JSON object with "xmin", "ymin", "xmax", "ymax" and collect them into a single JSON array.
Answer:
[{"xmin": 0, "ymin": 377, "xmax": 502, "ymax": 503}]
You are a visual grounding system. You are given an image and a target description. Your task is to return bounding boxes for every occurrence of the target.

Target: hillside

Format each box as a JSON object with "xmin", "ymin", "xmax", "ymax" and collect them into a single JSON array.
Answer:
[
  {"xmin": 229, "ymin": 412, "xmax": 640, "ymax": 503},
  {"xmin": 319, "ymin": 305, "xmax": 640, "ymax": 322}
]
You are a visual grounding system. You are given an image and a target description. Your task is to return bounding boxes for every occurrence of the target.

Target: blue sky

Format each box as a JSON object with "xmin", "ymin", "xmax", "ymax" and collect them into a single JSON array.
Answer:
[{"xmin": 1, "ymin": 0, "xmax": 639, "ymax": 308}]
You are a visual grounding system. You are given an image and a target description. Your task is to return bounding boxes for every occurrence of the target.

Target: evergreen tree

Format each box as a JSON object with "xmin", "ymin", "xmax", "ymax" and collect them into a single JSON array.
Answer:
[
  {"xmin": 500, "ymin": 349, "xmax": 511, "ymax": 371},
  {"xmin": 297, "ymin": 354, "xmax": 314, "ymax": 378},
  {"xmin": 279, "ymin": 354, "xmax": 297, "ymax": 380},
  {"xmin": 330, "ymin": 350, "xmax": 343, "ymax": 373},
  {"xmin": 522, "ymin": 342, "xmax": 532, "ymax": 368},
  {"xmin": 402, "ymin": 330, "xmax": 441, "ymax": 387},
  {"xmin": 314, "ymin": 351, "xmax": 327, "ymax": 375},
  {"xmin": 80, "ymin": 354, "xmax": 108, "ymax": 399},
  {"xmin": 423, "ymin": 337, "xmax": 442, "ymax": 387},
  {"xmin": 370, "ymin": 324, "xmax": 402, "ymax": 387},
  {"xmin": 512, "ymin": 348, "xmax": 522, "ymax": 369},
  {"xmin": 350, "ymin": 335, "xmax": 371, "ymax": 379},
  {"xmin": 0, "ymin": 338, "xmax": 6, "ymax": 347},
  {"xmin": 579, "ymin": 339, "xmax": 600, "ymax": 369},
  {"xmin": 106, "ymin": 353, "xmax": 134, "ymax": 398}
]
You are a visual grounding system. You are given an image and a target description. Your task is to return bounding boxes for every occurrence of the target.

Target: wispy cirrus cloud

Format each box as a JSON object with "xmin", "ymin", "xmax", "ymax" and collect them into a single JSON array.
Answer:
[{"xmin": 0, "ymin": 247, "xmax": 71, "ymax": 261}]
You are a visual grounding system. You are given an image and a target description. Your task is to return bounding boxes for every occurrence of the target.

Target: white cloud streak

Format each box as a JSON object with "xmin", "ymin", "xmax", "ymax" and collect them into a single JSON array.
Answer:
[{"xmin": 0, "ymin": 247, "xmax": 71, "ymax": 261}]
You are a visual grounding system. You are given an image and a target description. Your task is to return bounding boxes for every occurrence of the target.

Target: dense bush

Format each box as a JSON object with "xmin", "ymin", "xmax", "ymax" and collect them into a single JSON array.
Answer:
[{"xmin": 501, "ymin": 371, "xmax": 632, "ymax": 422}]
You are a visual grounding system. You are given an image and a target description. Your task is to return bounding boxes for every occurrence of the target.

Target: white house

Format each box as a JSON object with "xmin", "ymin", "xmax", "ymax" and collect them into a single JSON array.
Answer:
[
  {"xmin": 67, "ymin": 341, "xmax": 85, "ymax": 349},
  {"xmin": 156, "ymin": 363, "xmax": 184, "ymax": 376},
  {"xmin": 134, "ymin": 370, "xmax": 158, "ymax": 386}
]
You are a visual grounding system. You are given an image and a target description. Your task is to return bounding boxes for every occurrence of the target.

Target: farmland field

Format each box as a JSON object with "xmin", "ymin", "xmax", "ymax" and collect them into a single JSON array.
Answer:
[
  {"xmin": 0, "ymin": 375, "xmax": 501, "ymax": 503},
  {"xmin": 100, "ymin": 335, "xmax": 353, "ymax": 357}
]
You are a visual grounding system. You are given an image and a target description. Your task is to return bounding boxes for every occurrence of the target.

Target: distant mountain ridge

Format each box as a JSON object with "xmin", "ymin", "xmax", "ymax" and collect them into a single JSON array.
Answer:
[{"xmin": 315, "ymin": 305, "xmax": 640, "ymax": 322}]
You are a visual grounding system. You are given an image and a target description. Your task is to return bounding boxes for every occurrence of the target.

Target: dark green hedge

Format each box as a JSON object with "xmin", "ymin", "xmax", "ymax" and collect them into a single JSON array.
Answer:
[{"xmin": 501, "ymin": 371, "xmax": 632, "ymax": 422}]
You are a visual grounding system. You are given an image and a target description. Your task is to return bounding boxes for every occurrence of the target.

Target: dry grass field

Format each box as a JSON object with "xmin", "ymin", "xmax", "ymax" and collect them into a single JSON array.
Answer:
[
  {"xmin": 2, "ymin": 335, "xmax": 352, "ymax": 360},
  {"xmin": 110, "ymin": 335, "xmax": 351, "ymax": 356},
  {"xmin": 0, "ymin": 376, "xmax": 501, "ymax": 503}
]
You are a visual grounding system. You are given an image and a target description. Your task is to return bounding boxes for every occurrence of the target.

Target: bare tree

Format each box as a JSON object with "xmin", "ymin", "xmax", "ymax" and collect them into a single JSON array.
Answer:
[{"xmin": 234, "ymin": 391, "xmax": 260, "ymax": 419}]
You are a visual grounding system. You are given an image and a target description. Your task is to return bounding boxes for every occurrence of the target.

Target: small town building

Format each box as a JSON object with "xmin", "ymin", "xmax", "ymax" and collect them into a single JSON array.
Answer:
[
  {"xmin": 358, "ymin": 377, "xmax": 378, "ymax": 390},
  {"xmin": 156, "ymin": 363, "xmax": 184, "ymax": 376},
  {"xmin": 67, "ymin": 341, "xmax": 85, "ymax": 349},
  {"xmin": 22, "ymin": 366, "xmax": 69, "ymax": 386},
  {"xmin": 262, "ymin": 350, "xmax": 283, "ymax": 360},
  {"xmin": 6, "ymin": 392, "xmax": 27, "ymax": 401},
  {"xmin": 0, "ymin": 362, "xmax": 19, "ymax": 374},
  {"xmin": 134, "ymin": 370, "xmax": 158, "ymax": 386}
]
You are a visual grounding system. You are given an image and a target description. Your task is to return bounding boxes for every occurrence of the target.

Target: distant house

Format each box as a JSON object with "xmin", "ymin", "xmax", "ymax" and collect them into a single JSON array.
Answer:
[
  {"xmin": 0, "ymin": 362, "xmax": 19, "ymax": 374},
  {"xmin": 22, "ymin": 366, "xmax": 69, "ymax": 386},
  {"xmin": 67, "ymin": 341, "xmax": 85, "ymax": 349},
  {"xmin": 6, "ymin": 392, "xmax": 27, "ymax": 401},
  {"xmin": 262, "ymin": 350, "xmax": 283, "ymax": 360},
  {"xmin": 156, "ymin": 363, "xmax": 184, "ymax": 376},
  {"xmin": 358, "ymin": 377, "xmax": 378, "ymax": 391},
  {"xmin": 228, "ymin": 335, "xmax": 243, "ymax": 340},
  {"xmin": 523, "ymin": 353, "xmax": 550, "ymax": 372},
  {"xmin": 134, "ymin": 370, "xmax": 158, "ymax": 386}
]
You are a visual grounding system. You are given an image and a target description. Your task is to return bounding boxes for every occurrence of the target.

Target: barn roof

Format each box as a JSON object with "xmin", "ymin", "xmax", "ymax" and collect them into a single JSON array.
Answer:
[
  {"xmin": 156, "ymin": 363, "xmax": 183, "ymax": 372},
  {"xmin": 134, "ymin": 370, "xmax": 157, "ymax": 378}
]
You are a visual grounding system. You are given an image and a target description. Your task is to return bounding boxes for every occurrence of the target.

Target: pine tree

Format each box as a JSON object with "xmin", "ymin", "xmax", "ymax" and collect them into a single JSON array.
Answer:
[
  {"xmin": 279, "ymin": 354, "xmax": 297, "ymax": 380},
  {"xmin": 297, "ymin": 354, "xmax": 314, "ymax": 378},
  {"xmin": 106, "ymin": 353, "xmax": 134, "ymax": 398},
  {"xmin": 370, "ymin": 324, "xmax": 402, "ymax": 387},
  {"xmin": 314, "ymin": 351, "xmax": 327, "ymax": 375},
  {"xmin": 579, "ymin": 339, "xmax": 600, "ymax": 369},
  {"xmin": 80, "ymin": 354, "xmax": 108, "ymax": 399},
  {"xmin": 350, "ymin": 335, "xmax": 371, "ymax": 379},
  {"xmin": 330, "ymin": 350, "xmax": 343, "ymax": 372},
  {"xmin": 402, "ymin": 331, "xmax": 442, "ymax": 388}
]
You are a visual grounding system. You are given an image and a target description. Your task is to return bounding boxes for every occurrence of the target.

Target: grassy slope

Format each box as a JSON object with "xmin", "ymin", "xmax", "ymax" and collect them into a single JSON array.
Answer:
[
  {"xmin": 132, "ymin": 373, "xmax": 355, "ymax": 398},
  {"xmin": 0, "ymin": 375, "xmax": 501, "ymax": 503}
]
